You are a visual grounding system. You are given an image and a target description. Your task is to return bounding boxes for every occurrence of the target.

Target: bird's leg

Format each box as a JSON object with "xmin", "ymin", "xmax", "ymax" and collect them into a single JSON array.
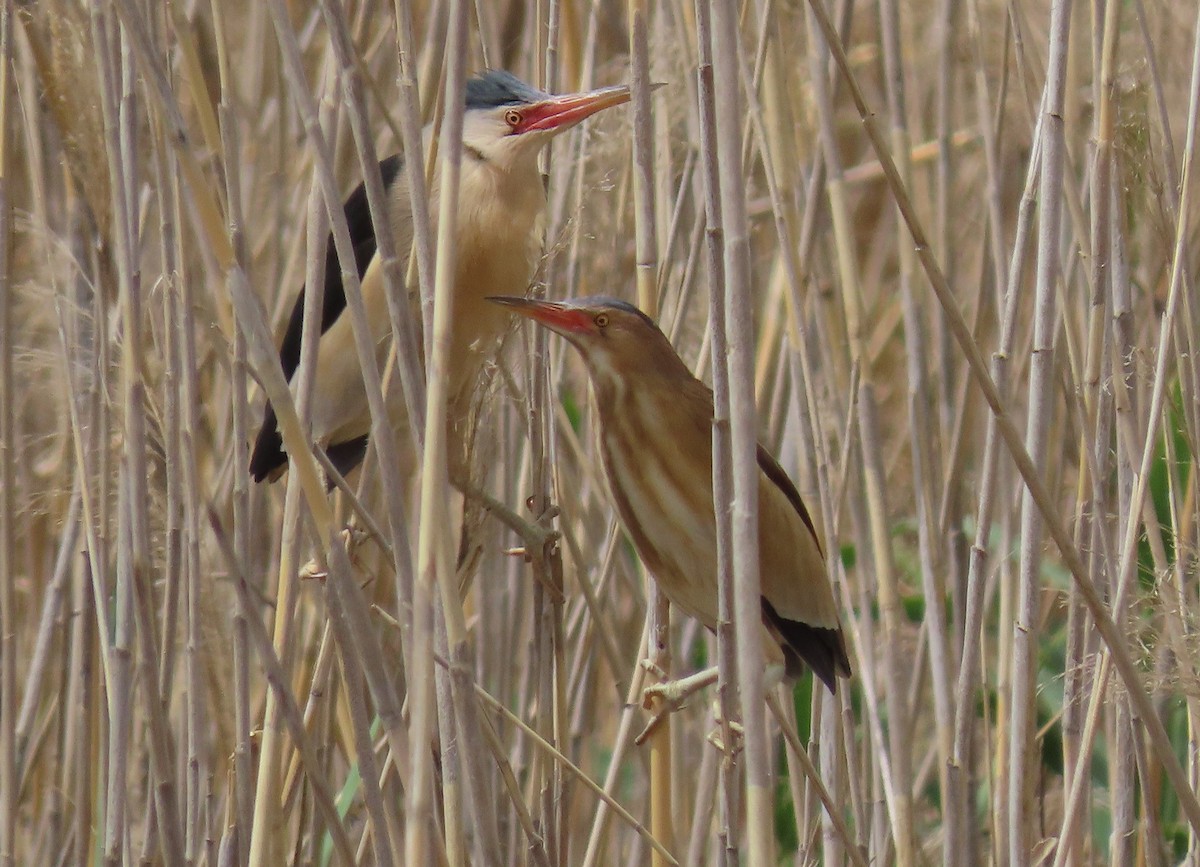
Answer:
[
  {"xmin": 635, "ymin": 664, "xmax": 721, "ymax": 745},
  {"xmin": 453, "ymin": 476, "xmax": 561, "ymax": 561},
  {"xmin": 518, "ymin": 494, "xmax": 563, "ymax": 561},
  {"xmin": 637, "ymin": 665, "xmax": 748, "ymax": 760},
  {"xmin": 706, "ymin": 711, "xmax": 745, "ymax": 757},
  {"xmin": 296, "ymin": 447, "xmax": 386, "ymax": 582},
  {"xmin": 705, "ymin": 698, "xmax": 745, "ymax": 758},
  {"xmin": 452, "ymin": 475, "xmax": 563, "ymax": 600},
  {"xmin": 700, "ymin": 665, "xmax": 785, "ymax": 758},
  {"xmin": 298, "ymin": 526, "xmax": 371, "ymax": 582},
  {"xmin": 641, "ymin": 664, "xmax": 720, "ymax": 706}
]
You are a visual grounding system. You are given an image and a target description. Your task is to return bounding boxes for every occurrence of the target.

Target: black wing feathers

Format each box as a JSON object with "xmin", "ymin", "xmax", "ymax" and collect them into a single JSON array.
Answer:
[
  {"xmin": 762, "ymin": 599, "xmax": 852, "ymax": 693},
  {"xmin": 755, "ymin": 446, "xmax": 851, "ymax": 689},
  {"xmin": 277, "ymin": 153, "xmax": 404, "ymax": 380},
  {"xmin": 248, "ymin": 154, "xmax": 404, "ymax": 482}
]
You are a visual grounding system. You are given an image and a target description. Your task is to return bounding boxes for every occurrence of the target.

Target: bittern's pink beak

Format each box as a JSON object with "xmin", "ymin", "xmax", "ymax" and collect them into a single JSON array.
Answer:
[
  {"xmin": 488, "ymin": 296, "xmax": 593, "ymax": 335},
  {"xmin": 517, "ymin": 85, "xmax": 632, "ymax": 134}
]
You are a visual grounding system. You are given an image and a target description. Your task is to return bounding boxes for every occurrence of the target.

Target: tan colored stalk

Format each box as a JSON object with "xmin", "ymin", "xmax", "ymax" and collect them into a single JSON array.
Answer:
[
  {"xmin": 109, "ymin": 0, "xmax": 236, "ymax": 303},
  {"xmin": 390, "ymin": 0, "xmax": 437, "ymax": 344},
  {"xmin": 1006, "ymin": 0, "xmax": 1072, "ymax": 860},
  {"xmin": 414, "ymin": 1, "xmax": 500, "ymax": 860},
  {"xmin": 689, "ymin": 0, "xmax": 743, "ymax": 859},
  {"xmin": 707, "ymin": 2, "xmax": 776, "ymax": 862},
  {"xmin": 536, "ymin": 12, "xmax": 570, "ymax": 864},
  {"xmin": 1052, "ymin": 1, "xmax": 1123, "ymax": 861},
  {"xmin": 805, "ymin": 5, "xmax": 914, "ymax": 861},
  {"xmin": 245, "ymin": 10, "xmax": 371, "ymax": 863},
  {"xmin": 626, "ymin": 1, "xmax": 674, "ymax": 862},
  {"xmin": 326, "ymin": 542, "xmax": 397, "ymax": 866},
  {"xmin": 878, "ymin": 3, "xmax": 957, "ymax": 863},
  {"xmin": 945, "ymin": 2, "xmax": 1020, "ymax": 851},
  {"xmin": 0, "ymin": 3, "xmax": 12, "ymax": 860},
  {"xmin": 807, "ymin": 0, "xmax": 1200, "ymax": 836},
  {"xmin": 209, "ymin": 513, "xmax": 358, "ymax": 864},
  {"xmin": 90, "ymin": 13, "xmax": 151, "ymax": 862}
]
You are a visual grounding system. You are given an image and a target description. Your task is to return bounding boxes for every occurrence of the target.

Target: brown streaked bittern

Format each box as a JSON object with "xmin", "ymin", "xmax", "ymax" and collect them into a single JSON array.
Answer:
[
  {"xmin": 490, "ymin": 295, "xmax": 852, "ymax": 695},
  {"xmin": 249, "ymin": 71, "xmax": 632, "ymax": 484}
]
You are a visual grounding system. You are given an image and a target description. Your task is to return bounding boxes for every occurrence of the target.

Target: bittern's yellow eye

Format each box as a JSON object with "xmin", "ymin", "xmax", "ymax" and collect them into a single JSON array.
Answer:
[
  {"xmin": 594, "ymin": 313, "xmax": 610, "ymax": 328},
  {"xmin": 504, "ymin": 109, "xmax": 522, "ymax": 128}
]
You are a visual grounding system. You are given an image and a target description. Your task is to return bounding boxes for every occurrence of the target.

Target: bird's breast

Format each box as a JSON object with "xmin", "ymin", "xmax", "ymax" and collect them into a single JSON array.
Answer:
[
  {"xmin": 450, "ymin": 163, "xmax": 545, "ymax": 377},
  {"xmin": 597, "ymin": 390, "xmax": 720, "ymax": 627}
]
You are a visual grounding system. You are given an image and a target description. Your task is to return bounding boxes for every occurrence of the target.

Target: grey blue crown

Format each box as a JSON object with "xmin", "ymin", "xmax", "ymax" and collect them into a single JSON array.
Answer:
[
  {"xmin": 575, "ymin": 296, "xmax": 662, "ymax": 332},
  {"xmin": 465, "ymin": 70, "xmax": 547, "ymax": 109}
]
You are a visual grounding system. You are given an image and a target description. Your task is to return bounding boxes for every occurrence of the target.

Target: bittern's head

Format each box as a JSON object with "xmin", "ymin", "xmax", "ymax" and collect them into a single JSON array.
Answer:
[
  {"xmin": 461, "ymin": 71, "xmax": 631, "ymax": 170},
  {"xmin": 488, "ymin": 295, "xmax": 691, "ymax": 387}
]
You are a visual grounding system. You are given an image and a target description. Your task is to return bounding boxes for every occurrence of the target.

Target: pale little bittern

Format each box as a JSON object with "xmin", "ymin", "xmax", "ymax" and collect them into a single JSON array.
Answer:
[
  {"xmin": 249, "ymin": 71, "xmax": 632, "ymax": 483},
  {"xmin": 490, "ymin": 295, "xmax": 852, "ymax": 693}
]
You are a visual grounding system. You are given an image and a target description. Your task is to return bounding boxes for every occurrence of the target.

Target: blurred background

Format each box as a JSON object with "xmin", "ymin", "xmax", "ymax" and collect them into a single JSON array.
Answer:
[{"xmin": 3, "ymin": 0, "xmax": 1200, "ymax": 864}]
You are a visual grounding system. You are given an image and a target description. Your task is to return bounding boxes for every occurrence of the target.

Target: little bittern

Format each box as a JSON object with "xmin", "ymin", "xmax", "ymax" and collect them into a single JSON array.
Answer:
[
  {"xmin": 490, "ymin": 295, "xmax": 851, "ymax": 692},
  {"xmin": 249, "ymin": 71, "xmax": 632, "ymax": 483}
]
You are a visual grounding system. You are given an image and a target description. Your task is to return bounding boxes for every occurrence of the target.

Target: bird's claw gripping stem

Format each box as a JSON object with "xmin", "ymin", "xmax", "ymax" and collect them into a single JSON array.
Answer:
[
  {"xmin": 641, "ymin": 666, "xmax": 720, "ymax": 707},
  {"xmin": 298, "ymin": 526, "xmax": 370, "ymax": 582},
  {"xmin": 706, "ymin": 714, "xmax": 744, "ymax": 758},
  {"xmin": 635, "ymin": 664, "xmax": 721, "ymax": 745},
  {"xmin": 456, "ymin": 477, "xmax": 561, "ymax": 562},
  {"xmin": 504, "ymin": 501, "xmax": 561, "ymax": 562}
]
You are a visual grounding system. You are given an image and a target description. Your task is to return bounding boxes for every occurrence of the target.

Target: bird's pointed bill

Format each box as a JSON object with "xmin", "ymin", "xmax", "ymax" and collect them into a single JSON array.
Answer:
[
  {"xmin": 487, "ymin": 296, "xmax": 592, "ymax": 334},
  {"xmin": 518, "ymin": 85, "xmax": 632, "ymax": 134}
]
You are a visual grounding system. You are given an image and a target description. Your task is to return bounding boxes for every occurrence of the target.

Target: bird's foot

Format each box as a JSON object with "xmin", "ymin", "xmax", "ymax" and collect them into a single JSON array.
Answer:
[
  {"xmin": 456, "ymin": 477, "xmax": 562, "ymax": 563},
  {"xmin": 500, "ymin": 497, "xmax": 561, "ymax": 563},
  {"xmin": 639, "ymin": 659, "xmax": 668, "ymax": 682},
  {"xmin": 641, "ymin": 664, "xmax": 720, "ymax": 707},
  {"xmin": 298, "ymin": 526, "xmax": 370, "ymax": 582},
  {"xmin": 635, "ymin": 664, "xmax": 720, "ymax": 745},
  {"xmin": 706, "ymin": 702, "xmax": 745, "ymax": 758},
  {"xmin": 475, "ymin": 492, "xmax": 563, "ymax": 602},
  {"xmin": 298, "ymin": 560, "xmax": 327, "ymax": 582}
]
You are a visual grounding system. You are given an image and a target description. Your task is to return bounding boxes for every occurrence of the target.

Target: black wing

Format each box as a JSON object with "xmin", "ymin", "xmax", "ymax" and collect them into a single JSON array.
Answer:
[
  {"xmin": 762, "ymin": 598, "xmax": 851, "ymax": 693},
  {"xmin": 249, "ymin": 154, "xmax": 405, "ymax": 482}
]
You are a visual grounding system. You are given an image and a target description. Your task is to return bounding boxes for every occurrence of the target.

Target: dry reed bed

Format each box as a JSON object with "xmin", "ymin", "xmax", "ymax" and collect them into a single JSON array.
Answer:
[{"xmin": 3, "ymin": 0, "xmax": 1200, "ymax": 864}]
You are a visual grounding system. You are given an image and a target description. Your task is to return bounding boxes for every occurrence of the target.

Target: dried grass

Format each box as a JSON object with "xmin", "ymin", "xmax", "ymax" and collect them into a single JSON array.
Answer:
[{"xmin": 4, "ymin": 0, "xmax": 1200, "ymax": 864}]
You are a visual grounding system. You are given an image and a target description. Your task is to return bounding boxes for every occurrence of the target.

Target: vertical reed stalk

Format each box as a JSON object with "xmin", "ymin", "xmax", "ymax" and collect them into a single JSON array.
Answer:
[
  {"xmin": 10, "ymin": 2, "xmax": 1200, "ymax": 864},
  {"xmin": 0, "ymin": 3, "xmax": 12, "ymax": 862},
  {"xmin": 1007, "ymin": 1, "xmax": 1072, "ymax": 861},
  {"xmin": 708, "ymin": 3, "xmax": 774, "ymax": 862}
]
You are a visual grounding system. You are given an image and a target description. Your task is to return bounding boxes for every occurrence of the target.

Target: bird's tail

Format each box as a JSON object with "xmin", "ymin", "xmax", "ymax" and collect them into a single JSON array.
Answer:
[
  {"xmin": 248, "ymin": 410, "xmax": 370, "ymax": 487},
  {"xmin": 324, "ymin": 436, "xmax": 370, "ymax": 481},
  {"xmin": 762, "ymin": 599, "xmax": 852, "ymax": 694},
  {"xmin": 249, "ymin": 405, "xmax": 286, "ymax": 482}
]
